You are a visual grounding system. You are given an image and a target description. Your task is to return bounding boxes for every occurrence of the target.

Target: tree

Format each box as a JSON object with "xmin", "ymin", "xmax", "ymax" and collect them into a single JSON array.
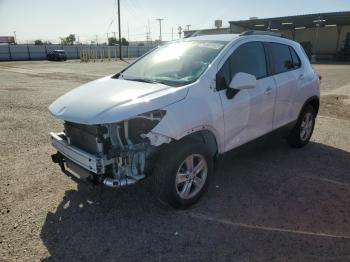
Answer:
[
  {"xmin": 108, "ymin": 37, "xmax": 118, "ymax": 46},
  {"xmin": 121, "ymin": 37, "xmax": 129, "ymax": 46},
  {"xmin": 34, "ymin": 40, "xmax": 43, "ymax": 45},
  {"xmin": 108, "ymin": 37, "xmax": 129, "ymax": 46},
  {"xmin": 60, "ymin": 34, "xmax": 76, "ymax": 45}
]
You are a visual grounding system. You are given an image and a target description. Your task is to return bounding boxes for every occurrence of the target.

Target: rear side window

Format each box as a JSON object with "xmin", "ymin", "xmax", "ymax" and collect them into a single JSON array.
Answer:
[
  {"xmin": 268, "ymin": 43, "xmax": 293, "ymax": 74},
  {"xmin": 289, "ymin": 47, "xmax": 301, "ymax": 68},
  {"xmin": 216, "ymin": 42, "xmax": 267, "ymax": 90}
]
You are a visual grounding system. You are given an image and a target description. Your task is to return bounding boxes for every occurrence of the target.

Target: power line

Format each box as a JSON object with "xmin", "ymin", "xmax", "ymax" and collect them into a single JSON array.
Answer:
[{"xmin": 105, "ymin": 0, "xmax": 117, "ymax": 34}]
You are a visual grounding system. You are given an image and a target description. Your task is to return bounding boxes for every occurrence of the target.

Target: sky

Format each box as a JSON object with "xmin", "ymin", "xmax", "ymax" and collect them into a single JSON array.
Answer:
[{"xmin": 1, "ymin": 0, "xmax": 350, "ymax": 44}]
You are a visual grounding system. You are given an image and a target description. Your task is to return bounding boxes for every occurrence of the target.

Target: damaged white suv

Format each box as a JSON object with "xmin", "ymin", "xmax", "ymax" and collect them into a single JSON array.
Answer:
[{"xmin": 50, "ymin": 32, "xmax": 320, "ymax": 209}]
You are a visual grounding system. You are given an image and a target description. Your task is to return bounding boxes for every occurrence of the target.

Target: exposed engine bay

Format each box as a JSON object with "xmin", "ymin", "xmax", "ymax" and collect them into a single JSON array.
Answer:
[{"xmin": 51, "ymin": 110, "xmax": 172, "ymax": 188}]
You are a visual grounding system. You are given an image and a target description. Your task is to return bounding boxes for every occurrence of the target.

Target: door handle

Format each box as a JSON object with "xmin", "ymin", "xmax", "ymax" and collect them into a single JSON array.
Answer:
[
  {"xmin": 299, "ymin": 74, "xmax": 305, "ymax": 80},
  {"xmin": 264, "ymin": 87, "xmax": 272, "ymax": 95}
]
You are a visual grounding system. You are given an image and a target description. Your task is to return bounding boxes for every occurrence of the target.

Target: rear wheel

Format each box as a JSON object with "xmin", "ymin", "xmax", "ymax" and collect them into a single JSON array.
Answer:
[
  {"xmin": 287, "ymin": 105, "xmax": 316, "ymax": 148},
  {"xmin": 153, "ymin": 139, "xmax": 213, "ymax": 209}
]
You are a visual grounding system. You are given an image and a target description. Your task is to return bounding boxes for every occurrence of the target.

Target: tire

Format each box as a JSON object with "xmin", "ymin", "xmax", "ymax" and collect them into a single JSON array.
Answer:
[
  {"xmin": 287, "ymin": 105, "xmax": 316, "ymax": 148},
  {"xmin": 153, "ymin": 139, "xmax": 213, "ymax": 209}
]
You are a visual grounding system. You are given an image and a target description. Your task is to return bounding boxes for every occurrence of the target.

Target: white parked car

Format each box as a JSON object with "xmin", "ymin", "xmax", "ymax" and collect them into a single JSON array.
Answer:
[{"xmin": 49, "ymin": 31, "xmax": 320, "ymax": 209}]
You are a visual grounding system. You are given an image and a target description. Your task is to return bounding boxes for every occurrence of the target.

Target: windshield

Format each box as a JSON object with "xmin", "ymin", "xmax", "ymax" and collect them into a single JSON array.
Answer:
[{"xmin": 120, "ymin": 40, "xmax": 228, "ymax": 87}]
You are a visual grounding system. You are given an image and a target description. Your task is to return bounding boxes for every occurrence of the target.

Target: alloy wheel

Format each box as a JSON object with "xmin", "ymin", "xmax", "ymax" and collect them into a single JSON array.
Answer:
[{"xmin": 175, "ymin": 154, "xmax": 208, "ymax": 200}]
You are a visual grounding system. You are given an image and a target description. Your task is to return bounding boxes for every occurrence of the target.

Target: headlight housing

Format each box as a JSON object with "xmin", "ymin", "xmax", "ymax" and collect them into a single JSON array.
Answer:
[{"xmin": 125, "ymin": 110, "xmax": 166, "ymax": 144}]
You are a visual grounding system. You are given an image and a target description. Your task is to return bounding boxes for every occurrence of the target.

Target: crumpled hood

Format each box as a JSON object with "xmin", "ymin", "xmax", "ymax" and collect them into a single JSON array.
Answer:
[{"xmin": 49, "ymin": 76, "xmax": 188, "ymax": 124}]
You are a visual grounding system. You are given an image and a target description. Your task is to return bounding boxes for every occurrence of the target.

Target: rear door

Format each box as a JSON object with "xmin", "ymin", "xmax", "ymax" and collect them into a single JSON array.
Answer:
[
  {"xmin": 217, "ymin": 41, "xmax": 277, "ymax": 152},
  {"xmin": 266, "ymin": 42, "xmax": 299, "ymax": 128}
]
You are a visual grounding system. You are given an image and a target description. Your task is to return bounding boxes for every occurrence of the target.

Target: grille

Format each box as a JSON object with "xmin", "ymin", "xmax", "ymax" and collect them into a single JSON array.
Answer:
[{"xmin": 64, "ymin": 122, "xmax": 100, "ymax": 155}]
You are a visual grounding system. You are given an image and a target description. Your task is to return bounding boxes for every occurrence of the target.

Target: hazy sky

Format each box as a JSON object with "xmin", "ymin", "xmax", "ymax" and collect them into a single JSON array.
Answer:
[{"xmin": 1, "ymin": 0, "xmax": 350, "ymax": 43}]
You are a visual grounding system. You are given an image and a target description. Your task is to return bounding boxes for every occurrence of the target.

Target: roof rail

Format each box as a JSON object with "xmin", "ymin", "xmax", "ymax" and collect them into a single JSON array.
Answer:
[{"xmin": 240, "ymin": 30, "xmax": 289, "ymax": 39}]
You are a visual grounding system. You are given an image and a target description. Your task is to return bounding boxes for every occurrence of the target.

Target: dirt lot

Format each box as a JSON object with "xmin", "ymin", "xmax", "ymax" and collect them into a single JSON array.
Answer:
[{"xmin": 0, "ymin": 60, "xmax": 350, "ymax": 262}]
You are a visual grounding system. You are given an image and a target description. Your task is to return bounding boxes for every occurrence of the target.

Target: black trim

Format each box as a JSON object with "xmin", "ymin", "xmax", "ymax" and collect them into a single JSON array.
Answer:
[
  {"xmin": 288, "ymin": 46, "xmax": 302, "ymax": 69},
  {"xmin": 239, "ymin": 31, "xmax": 289, "ymax": 39},
  {"xmin": 263, "ymin": 42, "xmax": 274, "ymax": 76}
]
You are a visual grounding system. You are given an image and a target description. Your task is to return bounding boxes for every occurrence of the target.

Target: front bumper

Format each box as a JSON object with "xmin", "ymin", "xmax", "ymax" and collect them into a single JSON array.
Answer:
[
  {"xmin": 50, "ymin": 130, "xmax": 147, "ymax": 188},
  {"xmin": 50, "ymin": 132, "xmax": 110, "ymax": 174}
]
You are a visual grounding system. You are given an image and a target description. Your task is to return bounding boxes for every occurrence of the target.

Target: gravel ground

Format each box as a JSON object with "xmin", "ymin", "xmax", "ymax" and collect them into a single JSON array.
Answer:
[{"xmin": 0, "ymin": 60, "xmax": 350, "ymax": 262}]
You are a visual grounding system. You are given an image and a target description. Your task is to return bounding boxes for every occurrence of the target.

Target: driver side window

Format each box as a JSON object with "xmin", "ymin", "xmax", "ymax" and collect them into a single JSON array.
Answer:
[{"xmin": 216, "ymin": 42, "xmax": 267, "ymax": 90}]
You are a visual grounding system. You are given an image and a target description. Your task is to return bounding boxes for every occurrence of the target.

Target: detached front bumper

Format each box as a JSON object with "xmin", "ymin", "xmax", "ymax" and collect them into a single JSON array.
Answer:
[
  {"xmin": 50, "ymin": 132, "xmax": 109, "ymax": 174},
  {"xmin": 50, "ymin": 132, "xmax": 142, "ymax": 188}
]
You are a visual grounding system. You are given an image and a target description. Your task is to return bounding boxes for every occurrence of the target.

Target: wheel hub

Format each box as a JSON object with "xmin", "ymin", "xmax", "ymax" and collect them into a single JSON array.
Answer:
[
  {"xmin": 175, "ymin": 154, "xmax": 208, "ymax": 200},
  {"xmin": 300, "ymin": 112, "xmax": 313, "ymax": 141}
]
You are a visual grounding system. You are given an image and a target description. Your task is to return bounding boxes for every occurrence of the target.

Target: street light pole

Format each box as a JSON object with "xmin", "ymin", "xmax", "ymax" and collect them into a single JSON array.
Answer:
[
  {"xmin": 117, "ymin": 0, "xmax": 122, "ymax": 59},
  {"xmin": 313, "ymin": 15, "xmax": 323, "ymax": 62},
  {"xmin": 156, "ymin": 18, "xmax": 164, "ymax": 42}
]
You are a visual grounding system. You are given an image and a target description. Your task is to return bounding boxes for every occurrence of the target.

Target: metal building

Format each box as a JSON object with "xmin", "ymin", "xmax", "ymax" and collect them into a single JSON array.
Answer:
[{"xmin": 185, "ymin": 11, "xmax": 350, "ymax": 60}]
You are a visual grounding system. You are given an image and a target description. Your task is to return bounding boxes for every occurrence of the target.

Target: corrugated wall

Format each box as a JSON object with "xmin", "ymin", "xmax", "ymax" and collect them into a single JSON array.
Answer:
[{"xmin": 0, "ymin": 44, "xmax": 155, "ymax": 61}]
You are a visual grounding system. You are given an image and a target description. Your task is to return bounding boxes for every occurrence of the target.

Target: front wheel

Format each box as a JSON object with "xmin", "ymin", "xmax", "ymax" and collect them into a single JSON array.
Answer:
[
  {"xmin": 287, "ymin": 105, "xmax": 316, "ymax": 148},
  {"xmin": 153, "ymin": 140, "xmax": 213, "ymax": 209}
]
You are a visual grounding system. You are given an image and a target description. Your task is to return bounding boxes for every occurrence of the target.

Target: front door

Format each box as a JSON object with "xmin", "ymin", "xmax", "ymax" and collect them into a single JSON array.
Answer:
[{"xmin": 217, "ymin": 41, "xmax": 277, "ymax": 152}]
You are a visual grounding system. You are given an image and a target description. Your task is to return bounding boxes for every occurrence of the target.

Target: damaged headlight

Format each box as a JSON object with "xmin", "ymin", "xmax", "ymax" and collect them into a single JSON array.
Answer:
[
  {"xmin": 137, "ymin": 110, "xmax": 166, "ymax": 121},
  {"xmin": 127, "ymin": 110, "xmax": 166, "ymax": 143},
  {"xmin": 108, "ymin": 110, "xmax": 166, "ymax": 147}
]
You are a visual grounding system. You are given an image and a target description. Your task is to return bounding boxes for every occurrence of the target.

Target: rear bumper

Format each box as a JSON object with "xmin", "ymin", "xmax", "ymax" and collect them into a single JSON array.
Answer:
[{"xmin": 50, "ymin": 132, "xmax": 108, "ymax": 174}]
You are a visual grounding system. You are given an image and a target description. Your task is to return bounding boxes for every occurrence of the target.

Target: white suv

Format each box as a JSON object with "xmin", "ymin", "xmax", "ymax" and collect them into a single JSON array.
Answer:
[{"xmin": 49, "ymin": 32, "xmax": 320, "ymax": 209}]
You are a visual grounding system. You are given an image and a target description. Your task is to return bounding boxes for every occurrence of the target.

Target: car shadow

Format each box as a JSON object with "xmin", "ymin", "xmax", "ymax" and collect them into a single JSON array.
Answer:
[{"xmin": 40, "ymin": 136, "xmax": 350, "ymax": 261}]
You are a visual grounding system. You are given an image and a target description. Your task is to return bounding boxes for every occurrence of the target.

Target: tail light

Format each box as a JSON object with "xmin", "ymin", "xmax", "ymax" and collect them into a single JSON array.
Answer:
[{"xmin": 317, "ymin": 74, "xmax": 322, "ymax": 81}]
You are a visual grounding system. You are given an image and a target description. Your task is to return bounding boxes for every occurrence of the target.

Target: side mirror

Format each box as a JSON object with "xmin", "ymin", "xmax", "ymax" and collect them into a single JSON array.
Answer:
[{"xmin": 229, "ymin": 72, "xmax": 257, "ymax": 90}]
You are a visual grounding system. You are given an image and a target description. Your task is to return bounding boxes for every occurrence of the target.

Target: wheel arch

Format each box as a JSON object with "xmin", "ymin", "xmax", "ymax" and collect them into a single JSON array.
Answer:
[
  {"xmin": 299, "ymin": 96, "xmax": 320, "ymax": 117},
  {"xmin": 183, "ymin": 130, "xmax": 219, "ymax": 157},
  {"xmin": 155, "ymin": 128, "xmax": 220, "ymax": 158}
]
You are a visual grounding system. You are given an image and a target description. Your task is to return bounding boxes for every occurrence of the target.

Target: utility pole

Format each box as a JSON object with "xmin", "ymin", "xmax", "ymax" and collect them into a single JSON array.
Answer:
[
  {"xmin": 106, "ymin": 33, "xmax": 109, "ymax": 44},
  {"xmin": 156, "ymin": 18, "xmax": 164, "ymax": 42},
  {"xmin": 146, "ymin": 26, "xmax": 150, "ymax": 47},
  {"xmin": 127, "ymin": 22, "xmax": 130, "ymax": 42},
  {"xmin": 95, "ymin": 35, "xmax": 98, "ymax": 45},
  {"xmin": 148, "ymin": 18, "xmax": 152, "ymax": 46},
  {"xmin": 117, "ymin": 0, "xmax": 122, "ymax": 59},
  {"xmin": 13, "ymin": 31, "xmax": 17, "ymax": 44}
]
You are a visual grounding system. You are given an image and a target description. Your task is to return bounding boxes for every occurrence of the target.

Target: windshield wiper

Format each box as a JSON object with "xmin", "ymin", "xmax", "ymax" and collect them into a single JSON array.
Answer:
[{"xmin": 122, "ymin": 77, "xmax": 166, "ymax": 85}]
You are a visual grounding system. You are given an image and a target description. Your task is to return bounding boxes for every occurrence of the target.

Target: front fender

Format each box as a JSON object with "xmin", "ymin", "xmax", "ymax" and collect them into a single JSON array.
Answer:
[{"xmin": 151, "ymin": 82, "xmax": 225, "ymax": 153}]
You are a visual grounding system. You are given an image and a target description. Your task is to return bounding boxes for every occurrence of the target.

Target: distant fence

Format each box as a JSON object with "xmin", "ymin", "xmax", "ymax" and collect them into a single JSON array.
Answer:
[{"xmin": 0, "ymin": 44, "xmax": 155, "ymax": 61}]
